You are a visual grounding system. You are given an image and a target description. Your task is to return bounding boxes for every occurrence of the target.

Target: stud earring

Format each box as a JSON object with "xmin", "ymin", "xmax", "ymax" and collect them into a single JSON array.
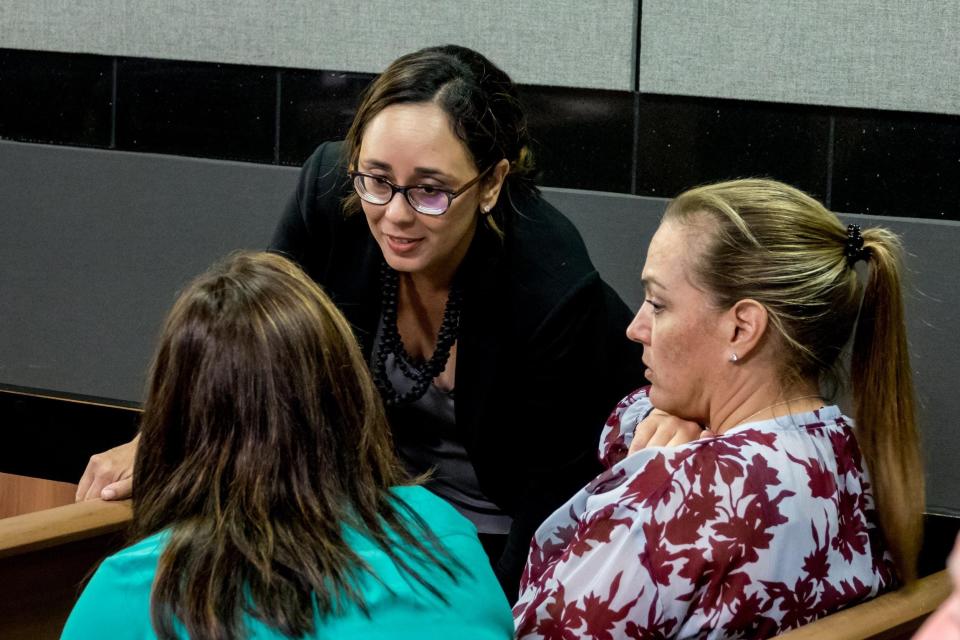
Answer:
[
  {"xmin": 729, "ymin": 353, "xmax": 739, "ymax": 363},
  {"xmin": 481, "ymin": 206, "xmax": 490, "ymax": 214}
]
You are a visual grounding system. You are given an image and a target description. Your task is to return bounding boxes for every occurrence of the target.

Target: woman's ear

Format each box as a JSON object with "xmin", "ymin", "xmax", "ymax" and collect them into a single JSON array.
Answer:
[
  {"xmin": 726, "ymin": 299, "xmax": 769, "ymax": 361},
  {"xmin": 479, "ymin": 158, "xmax": 511, "ymax": 212}
]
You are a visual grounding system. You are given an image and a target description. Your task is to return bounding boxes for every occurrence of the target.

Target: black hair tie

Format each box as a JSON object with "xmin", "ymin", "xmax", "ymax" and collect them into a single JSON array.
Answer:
[{"xmin": 845, "ymin": 224, "xmax": 869, "ymax": 265}]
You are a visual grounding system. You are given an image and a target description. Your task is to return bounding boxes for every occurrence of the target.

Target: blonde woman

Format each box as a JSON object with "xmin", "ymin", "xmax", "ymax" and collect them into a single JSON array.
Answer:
[{"xmin": 513, "ymin": 179, "xmax": 924, "ymax": 639}]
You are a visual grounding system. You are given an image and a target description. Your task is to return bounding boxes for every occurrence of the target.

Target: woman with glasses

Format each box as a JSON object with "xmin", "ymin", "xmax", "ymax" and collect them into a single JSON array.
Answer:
[{"xmin": 76, "ymin": 45, "xmax": 648, "ymax": 599}]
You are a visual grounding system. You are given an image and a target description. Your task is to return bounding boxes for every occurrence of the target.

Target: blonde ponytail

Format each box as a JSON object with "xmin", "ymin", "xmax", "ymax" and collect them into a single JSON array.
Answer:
[{"xmin": 851, "ymin": 230, "xmax": 924, "ymax": 582}]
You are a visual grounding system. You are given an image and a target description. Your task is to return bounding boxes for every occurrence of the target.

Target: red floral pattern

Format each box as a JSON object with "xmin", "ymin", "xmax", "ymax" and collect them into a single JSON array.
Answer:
[{"xmin": 514, "ymin": 388, "xmax": 895, "ymax": 639}]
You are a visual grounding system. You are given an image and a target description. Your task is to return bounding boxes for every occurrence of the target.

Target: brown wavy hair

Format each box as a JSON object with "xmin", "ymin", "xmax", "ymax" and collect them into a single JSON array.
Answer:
[
  {"xmin": 665, "ymin": 178, "xmax": 924, "ymax": 582},
  {"xmin": 132, "ymin": 251, "xmax": 455, "ymax": 639},
  {"xmin": 342, "ymin": 44, "xmax": 537, "ymax": 236}
]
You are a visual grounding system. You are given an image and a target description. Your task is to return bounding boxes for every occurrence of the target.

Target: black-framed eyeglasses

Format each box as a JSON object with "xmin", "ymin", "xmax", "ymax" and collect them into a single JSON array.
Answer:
[{"xmin": 348, "ymin": 166, "xmax": 492, "ymax": 216}]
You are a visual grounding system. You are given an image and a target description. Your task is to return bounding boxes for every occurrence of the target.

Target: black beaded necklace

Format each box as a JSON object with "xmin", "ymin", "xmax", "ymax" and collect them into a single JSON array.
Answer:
[{"xmin": 372, "ymin": 261, "xmax": 462, "ymax": 406}]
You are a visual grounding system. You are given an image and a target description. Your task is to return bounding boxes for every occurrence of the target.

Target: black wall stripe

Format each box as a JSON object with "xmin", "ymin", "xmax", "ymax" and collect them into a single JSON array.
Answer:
[{"xmin": 1, "ymin": 47, "xmax": 958, "ymax": 218}]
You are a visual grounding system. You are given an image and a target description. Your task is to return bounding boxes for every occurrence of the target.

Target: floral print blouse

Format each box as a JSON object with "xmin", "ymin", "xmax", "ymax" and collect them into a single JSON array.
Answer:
[{"xmin": 513, "ymin": 387, "xmax": 895, "ymax": 639}]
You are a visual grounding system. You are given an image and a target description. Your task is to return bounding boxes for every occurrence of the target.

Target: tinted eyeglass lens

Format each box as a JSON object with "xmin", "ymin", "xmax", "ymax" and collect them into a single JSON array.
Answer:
[
  {"xmin": 408, "ymin": 187, "xmax": 450, "ymax": 215},
  {"xmin": 355, "ymin": 175, "xmax": 392, "ymax": 204}
]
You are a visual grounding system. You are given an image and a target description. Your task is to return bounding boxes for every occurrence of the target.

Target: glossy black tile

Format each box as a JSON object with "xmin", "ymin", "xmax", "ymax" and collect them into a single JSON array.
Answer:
[
  {"xmin": 518, "ymin": 85, "xmax": 634, "ymax": 193},
  {"xmin": 0, "ymin": 48, "xmax": 112, "ymax": 147},
  {"xmin": 0, "ymin": 386, "xmax": 140, "ymax": 483},
  {"xmin": 635, "ymin": 94, "xmax": 832, "ymax": 201},
  {"xmin": 920, "ymin": 513, "xmax": 960, "ymax": 577},
  {"xmin": 833, "ymin": 110, "xmax": 960, "ymax": 220},
  {"xmin": 279, "ymin": 69, "xmax": 374, "ymax": 166},
  {"xmin": 116, "ymin": 58, "xmax": 275, "ymax": 163}
]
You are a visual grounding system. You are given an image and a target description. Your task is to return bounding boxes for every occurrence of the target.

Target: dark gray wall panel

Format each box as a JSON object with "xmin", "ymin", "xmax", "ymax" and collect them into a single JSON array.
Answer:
[
  {"xmin": 2, "ymin": 141, "xmax": 957, "ymax": 515},
  {"xmin": 849, "ymin": 213, "xmax": 960, "ymax": 517},
  {"xmin": 542, "ymin": 188, "xmax": 664, "ymax": 312},
  {"xmin": 0, "ymin": 141, "xmax": 298, "ymax": 401}
]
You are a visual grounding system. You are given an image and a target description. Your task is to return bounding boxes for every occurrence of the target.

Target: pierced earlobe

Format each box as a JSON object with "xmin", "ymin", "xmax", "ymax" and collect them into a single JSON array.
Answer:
[{"xmin": 729, "ymin": 353, "xmax": 739, "ymax": 363}]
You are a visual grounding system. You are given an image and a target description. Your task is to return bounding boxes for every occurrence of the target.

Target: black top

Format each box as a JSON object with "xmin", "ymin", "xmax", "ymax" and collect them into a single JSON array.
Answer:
[{"xmin": 269, "ymin": 141, "xmax": 645, "ymax": 599}]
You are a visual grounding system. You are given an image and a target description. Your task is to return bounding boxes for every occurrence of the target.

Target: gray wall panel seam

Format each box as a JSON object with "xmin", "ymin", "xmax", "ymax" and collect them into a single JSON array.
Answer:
[
  {"xmin": 631, "ymin": 0, "xmax": 642, "ymax": 194},
  {"xmin": 632, "ymin": 0, "xmax": 642, "ymax": 93}
]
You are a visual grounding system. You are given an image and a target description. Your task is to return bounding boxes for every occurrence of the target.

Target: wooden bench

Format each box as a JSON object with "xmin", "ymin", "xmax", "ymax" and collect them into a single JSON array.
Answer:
[
  {"xmin": 0, "ymin": 498, "xmax": 132, "ymax": 640},
  {"xmin": 0, "ymin": 472, "xmax": 78, "ymax": 519},
  {"xmin": 776, "ymin": 569, "xmax": 952, "ymax": 639},
  {"xmin": 0, "ymin": 479, "xmax": 953, "ymax": 640}
]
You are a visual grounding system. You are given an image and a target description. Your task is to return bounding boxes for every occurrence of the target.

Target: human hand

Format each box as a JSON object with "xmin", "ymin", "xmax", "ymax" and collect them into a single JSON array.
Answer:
[
  {"xmin": 913, "ymin": 533, "xmax": 960, "ymax": 639},
  {"xmin": 75, "ymin": 434, "xmax": 139, "ymax": 501},
  {"xmin": 628, "ymin": 409, "xmax": 707, "ymax": 454},
  {"xmin": 950, "ymin": 533, "xmax": 960, "ymax": 588},
  {"xmin": 946, "ymin": 535, "xmax": 960, "ymax": 631}
]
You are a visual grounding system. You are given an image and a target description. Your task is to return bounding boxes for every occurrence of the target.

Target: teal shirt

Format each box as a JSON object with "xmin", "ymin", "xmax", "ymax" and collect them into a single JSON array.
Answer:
[{"xmin": 61, "ymin": 487, "xmax": 514, "ymax": 639}]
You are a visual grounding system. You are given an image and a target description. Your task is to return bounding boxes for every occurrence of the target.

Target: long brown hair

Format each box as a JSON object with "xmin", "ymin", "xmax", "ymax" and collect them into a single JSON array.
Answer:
[
  {"xmin": 343, "ymin": 44, "xmax": 537, "ymax": 235},
  {"xmin": 133, "ymin": 251, "xmax": 455, "ymax": 639},
  {"xmin": 665, "ymin": 179, "xmax": 924, "ymax": 582}
]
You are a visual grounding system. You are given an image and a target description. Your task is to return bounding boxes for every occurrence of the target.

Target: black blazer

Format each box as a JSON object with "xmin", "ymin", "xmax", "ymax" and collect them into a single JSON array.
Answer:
[{"xmin": 270, "ymin": 141, "xmax": 645, "ymax": 598}]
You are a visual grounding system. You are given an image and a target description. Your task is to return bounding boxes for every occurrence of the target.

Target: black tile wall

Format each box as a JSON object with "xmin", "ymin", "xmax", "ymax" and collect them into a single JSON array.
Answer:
[
  {"xmin": 0, "ymin": 388, "xmax": 140, "ymax": 483},
  {"xmin": 1, "ymin": 46, "xmax": 958, "ymax": 221},
  {"xmin": 279, "ymin": 69, "xmax": 374, "ymax": 166},
  {"xmin": 518, "ymin": 85, "xmax": 634, "ymax": 193},
  {"xmin": 635, "ymin": 94, "xmax": 832, "ymax": 201},
  {"xmin": 833, "ymin": 110, "xmax": 960, "ymax": 220},
  {"xmin": 115, "ymin": 58, "xmax": 276, "ymax": 163},
  {"xmin": 0, "ymin": 49, "xmax": 112, "ymax": 147},
  {"xmin": 920, "ymin": 513, "xmax": 960, "ymax": 577}
]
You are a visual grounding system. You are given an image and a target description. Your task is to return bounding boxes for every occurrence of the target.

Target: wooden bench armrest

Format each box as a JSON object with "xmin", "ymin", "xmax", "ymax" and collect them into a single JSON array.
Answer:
[
  {"xmin": 777, "ymin": 570, "xmax": 952, "ymax": 639},
  {"xmin": 0, "ymin": 499, "xmax": 132, "ymax": 559}
]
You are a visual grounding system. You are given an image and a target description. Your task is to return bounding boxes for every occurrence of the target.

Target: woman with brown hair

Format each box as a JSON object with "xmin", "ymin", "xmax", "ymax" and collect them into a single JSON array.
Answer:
[
  {"xmin": 513, "ymin": 179, "xmax": 924, "ymax": 638},
  {"xmin": 62, "ymin": 252, "xmax": 513, "ymax": 639},
  {"xmin": 77, "ymin": 45, "xmax": 649, "ymax": 598}
]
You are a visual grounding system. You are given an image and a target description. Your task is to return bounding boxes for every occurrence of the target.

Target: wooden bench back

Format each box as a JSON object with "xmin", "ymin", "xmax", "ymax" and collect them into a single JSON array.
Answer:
[{"xmin": 0, "ymin": 499, "xmax": 132, "ymax": 640}]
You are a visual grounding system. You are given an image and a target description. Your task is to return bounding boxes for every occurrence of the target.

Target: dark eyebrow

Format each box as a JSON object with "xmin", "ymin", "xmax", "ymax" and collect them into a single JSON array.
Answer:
[
  {"xmin": 413, "ymin": 167, "xmax": 454, "ymax": 180},
  {"xmin": 358, "ymin": 159, "xmax": 391, "ymax": 171},
  {"xmin": 357, "ymin": 158, "xmax": 455, "ymax": 181}
]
